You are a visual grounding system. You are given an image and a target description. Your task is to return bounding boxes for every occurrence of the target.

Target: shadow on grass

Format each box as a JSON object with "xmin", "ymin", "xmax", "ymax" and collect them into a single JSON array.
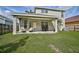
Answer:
[{"xmin": 0, "ymin": 36, "xmax": 29, "ymax": 53}]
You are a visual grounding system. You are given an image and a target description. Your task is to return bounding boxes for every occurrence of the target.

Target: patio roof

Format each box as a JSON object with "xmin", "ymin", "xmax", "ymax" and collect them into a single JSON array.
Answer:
[{"xmin": 12, "ymin": 13, "xmax": 58, "ymax": 19}]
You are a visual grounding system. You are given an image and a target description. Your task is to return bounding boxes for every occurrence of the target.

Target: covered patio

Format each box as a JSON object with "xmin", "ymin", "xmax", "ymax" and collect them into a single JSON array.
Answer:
[{"xmin": 13, "ymin": 13, "xmax": 60, "ymax": 34}]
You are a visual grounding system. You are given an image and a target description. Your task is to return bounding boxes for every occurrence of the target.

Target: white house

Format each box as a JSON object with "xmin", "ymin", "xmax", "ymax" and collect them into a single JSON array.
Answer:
[{"xmin": 12, "ymin": 7, "xmax": 65, "ymax": 34}]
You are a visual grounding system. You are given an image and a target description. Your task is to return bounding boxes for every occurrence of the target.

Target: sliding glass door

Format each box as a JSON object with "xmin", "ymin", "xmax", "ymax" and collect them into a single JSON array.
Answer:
[{"xmin": 41, "ymin": 21, "xmax": 48, "ymax": 31}]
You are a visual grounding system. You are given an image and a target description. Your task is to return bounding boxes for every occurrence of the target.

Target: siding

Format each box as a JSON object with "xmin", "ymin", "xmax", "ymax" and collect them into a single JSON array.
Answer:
[
  {"xmin": 65, "ymin": 21, "xmax": 79, "ymax": 31},
  {"xmin": 65, "ymin": 15, "xmax": 79, "ymax": 31},
  {"xmin": 35, "ymin": 9, "xmax": 62, "ymax": 18}
]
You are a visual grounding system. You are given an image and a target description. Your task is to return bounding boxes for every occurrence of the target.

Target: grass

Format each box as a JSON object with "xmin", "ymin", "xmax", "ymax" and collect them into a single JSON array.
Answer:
[{"xmin": 0, "ymin": 31, "xmax": 79, "ymax": 53}]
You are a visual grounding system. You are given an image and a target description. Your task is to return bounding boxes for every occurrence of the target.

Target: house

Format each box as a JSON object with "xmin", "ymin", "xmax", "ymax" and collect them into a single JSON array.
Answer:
[
  {"xmin": 65, "ymin": 15, "xmax": 79, "ymax": 31},
  {"xmin": 0, "ymin": 7, "xmax": 13, "ymax": 34},
  {"xmin": 12, "ymin": 7, "xmax": 65, "ymax": 34}
]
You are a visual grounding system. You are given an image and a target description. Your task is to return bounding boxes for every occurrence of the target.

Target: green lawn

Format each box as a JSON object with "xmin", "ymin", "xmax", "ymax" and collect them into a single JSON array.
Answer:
[{"xmin": 0, "ymin": 31, "xmax": 79, "ymax": 53}]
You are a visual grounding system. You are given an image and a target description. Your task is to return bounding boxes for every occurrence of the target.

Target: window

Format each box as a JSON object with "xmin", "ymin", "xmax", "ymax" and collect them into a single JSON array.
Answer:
[{"xmin": 41, "ymin": 9, "xmax": 48, "ymax": 13}]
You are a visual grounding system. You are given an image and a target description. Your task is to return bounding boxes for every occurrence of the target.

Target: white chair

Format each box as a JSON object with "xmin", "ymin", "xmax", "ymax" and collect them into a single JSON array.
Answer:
[
  {"xmin": 20, "ymin": 27, "xmax": 26, "ymax": 32},
  {"xmin": 29, "ymin": 27, "xmax": 34, "ymax": 32}
]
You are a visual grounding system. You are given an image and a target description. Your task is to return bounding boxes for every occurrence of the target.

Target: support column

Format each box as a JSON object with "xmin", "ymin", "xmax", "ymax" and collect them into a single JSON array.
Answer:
[
  {"xmin": 52, "ymin": 20, "xmax": 55, "ymax": 32},
  {"xmin": 27, "ymin": 20, "xmax": 30, "ymax": 32},
  {"xmin": 18, "ymin": 19, "xmax": 21, "ymax": 32},
  {"xmin": 13, "ymin": 17, "xmax": 17, "ymax": 34},
  {"xmin": 61, "ymin": 12, "xmax": 65, "ymax": 31},
  {"xmin": 62, "ymin": 18, "xmax": 65, "ymax": 30},
  {"xmin": 60, "ymin": 18, "xmax": 65, "ymax": 31},
  {"xmin": 54, "ymin": 20, "xmax": 58, "ymax": 32}
]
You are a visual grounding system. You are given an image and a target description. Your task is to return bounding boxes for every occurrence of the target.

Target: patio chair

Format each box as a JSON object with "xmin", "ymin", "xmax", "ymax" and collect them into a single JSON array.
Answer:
[
  {"xmin": 20, "ymin": 27, "xmax": 26, "ymax": 32},
  {"xmin": 29, "ymin": 27, "xmax": 34, "ymax": 32}
]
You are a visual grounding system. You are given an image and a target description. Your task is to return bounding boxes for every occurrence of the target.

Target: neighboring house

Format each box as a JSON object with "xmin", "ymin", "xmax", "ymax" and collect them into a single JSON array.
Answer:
[
  {"xmin": 0, "ymin": 7, "xmax": 13, "ymax": 34},
  {"xmin": 12, "ymin": 7, "xmax": 65, "ymax": 34},
  {"xmin": 65, "ymin": 15, "xmax": 79, "ymax": 31}
]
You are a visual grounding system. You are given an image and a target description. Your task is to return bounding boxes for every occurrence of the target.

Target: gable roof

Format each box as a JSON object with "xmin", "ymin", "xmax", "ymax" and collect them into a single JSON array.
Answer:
[{"xmin": 65, "ymin": 15, "xmax": 79, "ymax": 23}]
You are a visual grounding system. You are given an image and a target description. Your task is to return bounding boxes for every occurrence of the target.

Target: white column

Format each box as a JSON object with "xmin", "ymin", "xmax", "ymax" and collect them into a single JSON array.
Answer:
[
  {"xmin": 27, "ymin": 20, "xmax": 30, "ymax": 32},
  {"xmin": 18, "ymin": 19, "xmax": 21, "ymax": 32},
  {"xmin": 62, "ymin": 18, "xmax": 65, "ymax": 30},
  {"xmin": 13, "ymin": 17, "xmax": 17, "ymax": 34},
  {"xmin": 52, "ymin": 20, "xmax": 55, "ymax": 31},
  {"xmin": 60, "ymin": 18, "xmax": 65, "ymax": 31},
  {"xmin": 54, "ymin": 20, "xmax": 58, "ymax": 32}
]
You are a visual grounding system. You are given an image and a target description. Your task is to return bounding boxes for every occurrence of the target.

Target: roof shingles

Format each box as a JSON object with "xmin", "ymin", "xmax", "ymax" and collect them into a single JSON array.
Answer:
[{"xmin": 65, "ymin": 15, "xmax": 79, "ymax": 23}]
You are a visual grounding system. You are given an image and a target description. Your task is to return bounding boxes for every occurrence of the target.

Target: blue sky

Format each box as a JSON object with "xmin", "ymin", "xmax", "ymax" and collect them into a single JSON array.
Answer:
[
  {"xmin": 65, "ymin": 6, "xmax": 79, "ymax": 18},
  {"xmin": 0, "ymin": 6, "xmax": 79, "ymax": 18}
]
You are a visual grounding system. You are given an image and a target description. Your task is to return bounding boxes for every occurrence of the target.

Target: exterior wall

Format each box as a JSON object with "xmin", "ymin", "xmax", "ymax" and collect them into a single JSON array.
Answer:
[
  {"xmin": 65, "ymin": 21, "xmax": 79, "ymax": 31},
  {"xmin": 47, "ymin": 10, "xmax": 62, "ymax": 18},
  {"xmin": 35, "ymin": 9, "xmax": 41, "ymax": 14},
  {"xmin": 35, "ymin": 9, "xmax": 62, "ymax": 18}
]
